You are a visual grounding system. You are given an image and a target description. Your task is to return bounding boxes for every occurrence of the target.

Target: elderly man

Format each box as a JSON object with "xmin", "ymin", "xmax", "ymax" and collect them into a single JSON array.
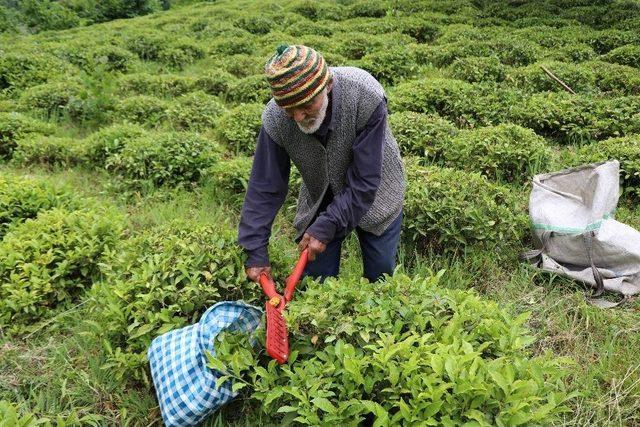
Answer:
[{"xmin": 238, "ymin": 44, "xmax": 405, "ymax": 284}]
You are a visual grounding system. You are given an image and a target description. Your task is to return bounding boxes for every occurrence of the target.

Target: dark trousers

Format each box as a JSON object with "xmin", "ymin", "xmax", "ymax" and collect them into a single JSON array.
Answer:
[{"xmin": 302, "ymin": 211, "xmax": 402, "ymax": 282}]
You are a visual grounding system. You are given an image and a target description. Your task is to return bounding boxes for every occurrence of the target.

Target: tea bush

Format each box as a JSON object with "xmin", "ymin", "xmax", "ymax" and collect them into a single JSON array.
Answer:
[
  {"xmin": 18, "ymin": 80, "xmax": 86, "ymax": 120},
  {"xmin": 509, "ymin": 92, "xmax": 640, "ymax": 144},
  {"xmin": 389, "ymin": 78, "xmax": 517, "ymax": 127},
  {"xmin": 0, "ymin": 207, "xmax": 123, "ymax": 328},
  {"xmin": 210, "ymin": 274, "xmax": 572, "ymax": 426},
  {"xmin": 123, "ymin": 29, "xmax": 169, "ymax": 61},
  {"xmin": 586, "ymin": 61, "xmax": 640, "ymax": 95},
  {"xmin": 91, "ymin": 220, "xmax": 256, "ymax": 379},
  {"xmin": 216, "ymin": 103, "xmax": 263, "ymax": 155},
  {"xmin": 359, "ymin": 44, "xmax": 418, "ymax": 84},
  {"xmin": 449, "ymin": 56, "xmax": 507, "ymax": 83},
  {"xmin": 205, "ymin": 156, "xmax": 252, "ymax": 205},
  {"xmin": 225, "ymin": 75, "xmax": 272, "ymax": 105},
  {"xmin": 335, "ymin": 32, "xmax": 383, "ymax": 60},
  {"xmin": 404, "ymin": 163, "xmax": 527, "ymax": 252},
  {"xmin": 118, "ymin": 73, "xmax": 197, "ymax": 97},
  {"xmin": 575, "ymin": 135, "xmax": 640, "ymax": 199},
  {"xmin": 11, "ymin": 135, "xmax": 88, "ymax": 168},
  {"xmin": 156, "ymin": 38, "xmax": 205, "ymax": 70},
  {"xmin": 83, "ymin": 123, "xmax": 147, "ymax": 167},
  {"xmin": 287, "ymin": 0, "xmax": 345, "ymax": 21},
  {"xmin": 194, "ymin": 69, "xmax": 237, "ymax": 96},
  {"xmin": 286, "ymin": 19, "xmax": 334, "ymax": 37},
  {"xmin": 506, "ymin": 61, "xmax": 597, "ymax": 93},
  {"xmin": 234, "ymin": 15, "xmax": 273, "ymax": 35},
  {"xmin": 395, "ymin": 16, "xmax": 440, "ymax": 43},
  {"xmin": 0, "ymin": 112, "xmax": 55, "ymax": 159},
  {"xmin": 444, "ymin": 124, "xmax": 551, "ymax": 184},
  {"xmin": 0, "ymin": 52, "xmax": 71, "ymax": 94},
  {"xmin": 488, "ymin": 37, "xmax": 540, "ymax": 66},
  {"xmin": 166, "ymin": 91, "xmax": 226, "ymax": 131},
  {"xmin": 589, "ymin": 29, "xmax": 640, "ymax": 54},
  {"xmin": 0, "ymin": 175, "xmax": 79, "ymax": 238},
  {"xmin": 113, "ymin": 95, "xmax": 169, "ymax": 127},
  {"xmin": 91, "ymin": 44, "xmax": 138, "ymax": 72},
  {"xmin": 212, "ymin": 54, "xmax": 263, "ymax": 78},
  {"xmin": 210, "ymin": 35, "xmax": 256, "ymax": 56},
  {"xmin": 347, "ymin": 0, "xmax": 388, "ymax": 19},
  {"xmin": 104, "ymin": 131, "xmax": 218, "ymax": 188},
  {"xmin": 547, "ymin": 42, "xmax": 596, "ymax": 63},
  {"xmin": 388, "ymin": 111, "xmax": 458, "ymax": 161},
  {"xmin": 602, "ymin": 44, "xmax": 640, "ymax": 68},
  {"xmin": 414, "ymin": 42, "xmax": 492, "ymax": 67}
]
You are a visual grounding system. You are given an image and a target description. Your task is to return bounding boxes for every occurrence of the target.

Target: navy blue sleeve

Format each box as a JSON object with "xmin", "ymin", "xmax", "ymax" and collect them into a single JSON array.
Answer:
[
  {"xmin": 306, "ymin": 99, "xmax": 386, "ymax": 243},
  {"xmin": 237, "ymin": 126, "xmax": 290, "ymax": 267}
]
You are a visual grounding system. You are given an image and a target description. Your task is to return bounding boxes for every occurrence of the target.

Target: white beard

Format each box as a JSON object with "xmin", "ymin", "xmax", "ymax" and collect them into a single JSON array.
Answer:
[{"xmin": 296, "ymin": 89, "xmax": 329, "ymax": 134}]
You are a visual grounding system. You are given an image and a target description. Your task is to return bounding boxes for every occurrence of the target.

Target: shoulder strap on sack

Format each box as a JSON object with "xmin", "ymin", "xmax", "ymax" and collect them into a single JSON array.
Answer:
[{"xmin": 582, "ymin": 231, "xmax": 605, "ymax": 297}]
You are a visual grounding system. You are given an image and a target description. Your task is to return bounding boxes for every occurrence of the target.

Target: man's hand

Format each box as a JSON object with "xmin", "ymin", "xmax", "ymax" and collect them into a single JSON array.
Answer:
[
  {"xmin": 298, "ymin": 232, "xmax": 327, "ymax": 261},
  {"xmin": 245, "ymin": 266, "xmax": 272, "ymax": 283}
]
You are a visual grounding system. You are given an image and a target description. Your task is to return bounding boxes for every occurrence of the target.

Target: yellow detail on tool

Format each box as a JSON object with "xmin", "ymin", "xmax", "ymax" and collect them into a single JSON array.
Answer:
[{"xmin": 268, "ymin": 296, "xmax": 281, "ymax": 307}]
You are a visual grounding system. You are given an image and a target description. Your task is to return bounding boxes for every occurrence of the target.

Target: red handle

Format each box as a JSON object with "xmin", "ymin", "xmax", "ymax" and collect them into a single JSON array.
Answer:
[
  {"xmin": 284, "ymin": 249, "xmax": 309, "ymax": 302},
  {"xmin": 259, "ymin": 272, "xmax": 278, "ymax": 299}
]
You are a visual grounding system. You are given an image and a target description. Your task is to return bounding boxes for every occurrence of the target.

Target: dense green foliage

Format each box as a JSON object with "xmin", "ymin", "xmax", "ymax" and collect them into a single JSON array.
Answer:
[
  {"xmin": 404, "ymin": 163, "xmax": 527, "ymax": 252},
  {"xmin": 444, "ymin": 124, "xmax": 551, "ymax": 184},
  {"xmin": 389, "ymin": 111, "xmax": 458, "ymax": 161},
  {"xmin": 90, "ymin": 220, "xmax": 256, "ymax": 379},
  {"xmin": 575, "ymin": 134, "xmax": 640, "ymax": 199},
  {"xmin": 210, "ymin": 274, "xmax": 573, "ymax": 426},
  {"xmin": 0, "ymin": 207, "xmax": 123, "ymax": 328},
  {"xmin": 0, "ymin": 175, "xmax": 79, "ymax": 238}
]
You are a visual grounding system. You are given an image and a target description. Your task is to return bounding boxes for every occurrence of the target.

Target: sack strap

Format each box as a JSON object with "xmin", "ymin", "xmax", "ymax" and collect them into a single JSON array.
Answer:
[{"xmin": 582, "ymin": 231, "xmax": 605, "ymax": 297}]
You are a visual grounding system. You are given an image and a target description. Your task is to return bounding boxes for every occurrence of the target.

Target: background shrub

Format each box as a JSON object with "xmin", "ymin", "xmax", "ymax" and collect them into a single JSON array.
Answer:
[
  {"xmin": 450, "ymin": 56, "xmax": 507, "ymax": 83},
  {"xmin": 225, "ymin": 75, "xmax": 272, "ymax": 105},
  {"xmin": 11, "ymin": 135, "xmax": 88, "ymax": 168},
  {"xmin": 443, "ymin": 124, "xmax": 551, "ymax": 184},
  {"xmin": 359, "ymin": 44, "xmax": 418, "ymax": 84},
  {"xmin": 83, "ymin": 123, "xmax": 147, "ymax": 167},
  {"xmin": 118, "ymin": 73, "xmax": 197, "ymax": 97},
  {"xmin": 204, "ymin": 156, "xmax": 252, "ymax": 205},
  {"xmin": 166, "ymin": 91, "xmax": 226, "ymax": 131},
  {"xmin": 0, "ymin": 207, "xmax": 123, "ymax": 328},
  {"xmin": 388, "ymin": 111, "xmax": 458, "ymax": 162},
  {"xmin": 113, "ymin": 95, "xmax": 169, "ymax": 127},
  {"xmin": 505, "ymin": 61, "xmax": 597, "ymax": 93},
  {"xmin": 0, "ymin": 112, "xmax": 55, "ymax": 159},
  {"xmin": 216, "ymin": 103, "xmax": 263, "ymax": 155},
  {"xmin": 104, "ymin": 131, "xmax": 219, "ymax": 188},
  {"xmin": 575, "ymin": 135, "xmax": 640, "ymax": 199},
  {"xmin": 0, "ymin": 175, "xmax": 79, "ymax": 238},
  {"xmin": 91, "ymin": 221, "xmax": 257, "ymax": 378},
  {"xmin": 404, "ymin": 163, "xmax": 527, "ymax": 252},
  {"xmin": 602, "ymin": 44, "xmax": 640, "ymax": 68},
  {"xmin": 19, "ymin": 80, "xmax": 87, "ymax": 120}
]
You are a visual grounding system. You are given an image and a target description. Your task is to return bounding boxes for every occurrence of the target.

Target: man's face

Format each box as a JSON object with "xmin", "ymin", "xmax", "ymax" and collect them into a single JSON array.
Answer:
[{"xmin": 282, "ymin": 82, "xmax": 332, "ymax": 134}]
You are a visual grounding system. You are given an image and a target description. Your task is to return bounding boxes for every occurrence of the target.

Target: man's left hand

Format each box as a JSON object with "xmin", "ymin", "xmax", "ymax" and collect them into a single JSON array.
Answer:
[{"xmin": 298, "ymin": 232, "xmax": 326, "ymax": 261}]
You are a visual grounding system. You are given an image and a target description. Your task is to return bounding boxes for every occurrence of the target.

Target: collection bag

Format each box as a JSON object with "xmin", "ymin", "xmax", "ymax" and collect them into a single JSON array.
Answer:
[
  {"xmin": 523, "ymin": 160, "xmax": 640, "ymax": 300},
  {"xmin": 148, "ymin": 301, "xmax": 262, "ymax": 426}
]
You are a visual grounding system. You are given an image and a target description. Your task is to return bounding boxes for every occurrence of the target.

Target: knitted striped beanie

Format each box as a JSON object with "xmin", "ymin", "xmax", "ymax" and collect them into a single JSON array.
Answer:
[{"xmin": 264, "ymin": 44, "xmax": 331, "ymax": 109}]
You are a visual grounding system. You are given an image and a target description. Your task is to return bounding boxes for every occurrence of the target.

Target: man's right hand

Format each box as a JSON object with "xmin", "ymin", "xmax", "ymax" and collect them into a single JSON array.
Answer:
[{"xmin": 245, "ymin": 266, "xmax": 272, "ymax": 283}]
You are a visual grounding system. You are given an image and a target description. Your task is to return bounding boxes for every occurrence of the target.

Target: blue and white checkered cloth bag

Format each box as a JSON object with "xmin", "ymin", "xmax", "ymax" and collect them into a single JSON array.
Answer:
[{"xmin": 148, "ymin": 301, "xmax": 262, "ymax": 427}]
